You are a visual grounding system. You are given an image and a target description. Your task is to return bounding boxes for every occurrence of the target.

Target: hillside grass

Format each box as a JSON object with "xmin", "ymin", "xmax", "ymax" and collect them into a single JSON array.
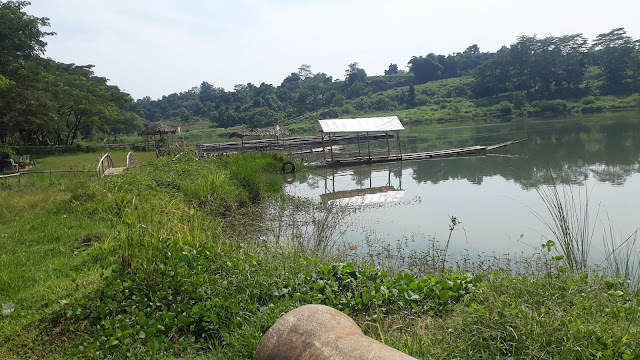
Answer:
[{"xmin": 1, "ymin": 152, "xmax": 639, "ymax": 359}]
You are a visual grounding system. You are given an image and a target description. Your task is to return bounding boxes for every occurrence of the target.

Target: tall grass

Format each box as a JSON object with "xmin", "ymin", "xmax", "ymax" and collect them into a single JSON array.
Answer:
[
  {"xmin": 534, "ymin": 177, "xmax": 597, "ymax": 272},
  {"xmin": 535, "ymin": 175, "xmax": 640, "ymax": 288},
  {"xmin": 602, "ymin": 217, "xmax": 640, "ymax": 287}
]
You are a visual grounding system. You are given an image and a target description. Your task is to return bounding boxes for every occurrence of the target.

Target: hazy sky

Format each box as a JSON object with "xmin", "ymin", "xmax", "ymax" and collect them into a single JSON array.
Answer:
[{"xmin": 26, "ymin": 0, "xmax": 640, "ymax": 100}]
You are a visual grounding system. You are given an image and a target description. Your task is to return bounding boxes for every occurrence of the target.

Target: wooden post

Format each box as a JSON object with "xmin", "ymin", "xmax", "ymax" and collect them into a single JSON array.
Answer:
[
  {"xmin": 386, "ymin": 132, "xmax": 390, "ymax": 157},
  {"xmin": 332, "ymin": 167, "xmax": 335, "ymax": 192},
  {"xmin": 396, "ymin": 131, "xmax": 402, "ymax": 160},
  {"xmin": 366, "ymin": 132, "xmax": 371, "ymax": 161},
  {"xmin": 321, "ymin": 133, "xmax": 326, "ymax": 163},
  {"xmin": 329, "ymin": 134, "xmax": 334, "ymax": 162},
  {"xmin": 357, "ymin": 133, "xmax": 361, "ymax": 157}
]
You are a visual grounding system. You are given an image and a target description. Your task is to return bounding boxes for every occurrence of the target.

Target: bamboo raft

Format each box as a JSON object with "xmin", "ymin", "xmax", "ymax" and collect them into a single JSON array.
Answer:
[{"xmin": 320, "ymin": 139, "xmax": 524, "ymax": 167}]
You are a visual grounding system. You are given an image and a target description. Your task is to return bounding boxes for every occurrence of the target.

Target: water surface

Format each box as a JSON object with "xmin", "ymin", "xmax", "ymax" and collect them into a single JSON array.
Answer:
[{"xmin": 284, "ymin": 112, "xmax": 640, "ymax": 260}]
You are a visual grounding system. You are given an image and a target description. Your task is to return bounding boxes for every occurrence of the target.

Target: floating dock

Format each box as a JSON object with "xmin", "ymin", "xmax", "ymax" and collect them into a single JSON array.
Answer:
[{"xmin": 319, "ymin": 139, "xmax": 524, "ymax": 167}]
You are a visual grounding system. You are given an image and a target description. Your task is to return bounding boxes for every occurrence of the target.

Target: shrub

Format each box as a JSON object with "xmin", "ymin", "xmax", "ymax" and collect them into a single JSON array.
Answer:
[
  {"xmin": 0, "ymin": 147, "xmax": 12, "ymax": 160},
  {"xmin": 498, "ymin": 101, "xmax": 513, "ymax": 115},
  {"xmin": 531, "ymin": 100, "xmax": 568, "ymax": 114}
]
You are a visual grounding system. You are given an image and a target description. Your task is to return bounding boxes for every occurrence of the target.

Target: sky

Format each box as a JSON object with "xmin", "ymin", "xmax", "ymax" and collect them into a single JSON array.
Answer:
[{"xmin": 26, "ymin": 0, "xmax": 640, "ymax": 100}]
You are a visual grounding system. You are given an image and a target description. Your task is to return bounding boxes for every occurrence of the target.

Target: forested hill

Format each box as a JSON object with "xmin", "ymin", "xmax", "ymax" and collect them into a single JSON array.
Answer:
[
  {"xmin": 1, "ymin": 0, "xmax": 639, "ymax": 146},
  {"xmin": 137, "ymin": 29, "xmax": 640, "ymax": 129}
]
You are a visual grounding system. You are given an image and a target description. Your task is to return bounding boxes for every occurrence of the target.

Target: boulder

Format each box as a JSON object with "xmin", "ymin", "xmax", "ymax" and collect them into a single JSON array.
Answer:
[{"xmin": 254, "ymin": 304, "xmax": 416, "ymax": 360}]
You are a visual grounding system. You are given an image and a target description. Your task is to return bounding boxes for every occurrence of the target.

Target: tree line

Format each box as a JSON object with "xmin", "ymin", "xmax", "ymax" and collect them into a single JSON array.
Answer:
[
  {"xmin": 2, "ymin": 1, "xmax": 640, "ymax": 146},
  {"xmin": 138, "ymin": 30, "xmax": 640, "ymax": 128}
]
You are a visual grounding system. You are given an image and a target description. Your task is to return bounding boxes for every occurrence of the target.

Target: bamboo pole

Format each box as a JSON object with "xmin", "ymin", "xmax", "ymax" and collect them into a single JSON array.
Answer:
[
  {"xmin": 367, "ymin": 132, "xmax": 371, "ymax": 160},
  {"xmin": 386, "ymin": 132, "xmax": 390, "ymax": 157},
  {"xmin": 329, "ymin": 134, "xmax": 334, "ymax": 162},
  {"xmin": 321, "ymin": 133, "xmax": 326, "ymax": 163}
]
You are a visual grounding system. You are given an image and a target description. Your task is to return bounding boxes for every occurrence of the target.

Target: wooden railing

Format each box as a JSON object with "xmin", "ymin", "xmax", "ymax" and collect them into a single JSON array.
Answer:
[
  {"xmin": 97, "ymin": 153, "xmax": 114, "ymax": 178},
  {"xmin": 126, "ymin": 151, "xmax": 137, "ymax": 168}
]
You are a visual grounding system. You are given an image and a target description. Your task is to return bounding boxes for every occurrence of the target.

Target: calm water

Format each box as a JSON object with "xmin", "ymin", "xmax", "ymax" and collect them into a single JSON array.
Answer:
[{"xmin": 284, "ymin": 112, "xmax": 640, "ymax": 259}]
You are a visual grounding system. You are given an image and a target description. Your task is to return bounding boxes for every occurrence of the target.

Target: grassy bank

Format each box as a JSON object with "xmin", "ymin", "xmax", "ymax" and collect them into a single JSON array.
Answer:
[{"xmin": 1, "ymin": 152, "xmax": 639, "ymax": 359}]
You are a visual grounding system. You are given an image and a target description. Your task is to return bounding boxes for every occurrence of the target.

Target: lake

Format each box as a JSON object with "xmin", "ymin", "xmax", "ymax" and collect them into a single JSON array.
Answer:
[{"xmin": 282, "ymin": 112, "xmax": 640, "ymax": 263}]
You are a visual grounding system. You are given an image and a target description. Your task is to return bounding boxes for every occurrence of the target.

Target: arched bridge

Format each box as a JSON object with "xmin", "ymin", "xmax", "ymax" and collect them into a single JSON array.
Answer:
[{"xmin": 97, "ymin": 152, "xmax": 137, "ymax": 178}]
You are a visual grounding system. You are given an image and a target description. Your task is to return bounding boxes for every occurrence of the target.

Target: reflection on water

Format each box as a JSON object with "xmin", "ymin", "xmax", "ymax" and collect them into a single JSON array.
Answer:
[{"xmin": 285, "ymin": 112, "xmax": 640, "ymax": 259}]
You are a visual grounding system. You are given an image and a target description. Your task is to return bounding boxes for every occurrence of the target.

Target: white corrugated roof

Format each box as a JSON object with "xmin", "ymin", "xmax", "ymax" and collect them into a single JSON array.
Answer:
[{"xmin": 317, "ymin": 116, "xmax": 404, "ymax": 133}]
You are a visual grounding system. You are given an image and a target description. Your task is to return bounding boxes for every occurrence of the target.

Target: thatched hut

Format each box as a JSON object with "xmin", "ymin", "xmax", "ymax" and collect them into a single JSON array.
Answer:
[
  {"xmin": 139, "ymin": 123, "xmax": 177, "ymax": 137},
  {"xmin": 139, "ymin": 123, "xmax": 177, "ymax": 153},
  {"xmin": 229, "ymin": 125, "xmax": 291, "ymax": 147}
]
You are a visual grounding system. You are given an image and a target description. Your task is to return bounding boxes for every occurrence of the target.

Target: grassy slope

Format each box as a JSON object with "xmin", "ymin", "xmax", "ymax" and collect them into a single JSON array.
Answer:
[{"xmin": 1, "ymin": 152, "xmax": 639, "ymax": 359}]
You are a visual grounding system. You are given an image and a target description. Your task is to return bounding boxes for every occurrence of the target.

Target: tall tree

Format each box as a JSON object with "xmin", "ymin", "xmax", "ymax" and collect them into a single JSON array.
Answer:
[
  {"xmin": 384, "ymin": 63, "xmax": 399, "ymax": 75},
  {"xmin": 408, "ymin": 54, "xmax": 442, "ymax": 83},
  {"xmin": 592, "ymin": 28, "xmax": 636, "ymax": 93},
  {"xmin": 297, "ymin": 64, "xmax": 313, "ymax": 80},
  {"xmin": 0, "ymin": 1, "xmax": 54, "ymax": 73},
  {"xmin": 344, "ymin": 62, "xmax": 367, "ymax": 85}
]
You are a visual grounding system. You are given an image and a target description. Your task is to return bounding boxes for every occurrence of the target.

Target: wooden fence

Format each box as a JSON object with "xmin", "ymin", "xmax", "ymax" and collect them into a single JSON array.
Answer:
[{"xmin": 0, "ymin": 169, "xmax": 93, "ymax": 188}]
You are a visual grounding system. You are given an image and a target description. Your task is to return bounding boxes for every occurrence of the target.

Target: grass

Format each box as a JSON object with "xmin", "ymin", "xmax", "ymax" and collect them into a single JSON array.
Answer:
[
  {"xmin": 1, "ymin": 151, "xmax": 640, "ymax": 359},
  {"xmin": 535, "ymin": 177, "xmax": 597, "ymax": 272},
  {"xmin": 31, "ymin": 150, "xmax": 157, "ymax": 171}
]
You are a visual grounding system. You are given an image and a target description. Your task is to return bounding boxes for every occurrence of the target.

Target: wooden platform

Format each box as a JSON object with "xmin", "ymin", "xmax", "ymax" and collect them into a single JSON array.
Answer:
[
  {"xmin": 198, "ymin": 134, "xmax": 391, "ymax": 155},
  {"xmin": 103, "ymin": 167, "xmax": 126, "ymax": 176}
]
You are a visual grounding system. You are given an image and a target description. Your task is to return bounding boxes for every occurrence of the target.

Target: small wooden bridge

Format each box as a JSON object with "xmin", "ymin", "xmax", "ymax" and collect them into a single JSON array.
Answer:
[{"xmin": 97, "ymin": 152, "xmax": 137, "ymax": 177}]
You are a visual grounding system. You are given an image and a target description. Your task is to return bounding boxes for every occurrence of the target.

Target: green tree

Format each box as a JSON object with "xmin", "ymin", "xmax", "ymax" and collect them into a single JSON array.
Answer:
[
  {"xmin": 297, "ymin": 64, "xmax": 313, "ymax": 80},
  {"xmin": 407, "ymin": 84, "xmax": 416, "ymax": 108},
  {"xmin": 384, "ymin": 63, "xmax": 399, "ymax": 75},
  {"xmin": 0, "ymin": 1, "xmax": 54, "ymax": 73},
  {"xmin": 591, "ymin": 28, "xmax": 636, "ymax": 93},
  {"xmin": 555, "ymin": 34, "xmax": 589, "ymax": 89},
  {"xmin": 47, "ymin": 61, "xmax": 134, "ymax": 145},
  {"xmin": 472, "ymin": 50, "xmax": 510, "ymax": 97},
  {"xmin": 345, "ymin": 62, "xmax": 367, "ymax": 86},
  {"xmin": 509, "ymin": 35, "xmax": 538, "ymax": 93},
  {"xmin": 408, "ymin": 54, "xmax": 442, "ymax": 83}
]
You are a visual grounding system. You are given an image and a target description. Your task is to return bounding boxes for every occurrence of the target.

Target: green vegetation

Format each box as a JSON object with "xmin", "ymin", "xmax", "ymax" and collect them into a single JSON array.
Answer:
[{"xmin": 2, "ymin": 152, "xmax": 640, "ymax": 359}]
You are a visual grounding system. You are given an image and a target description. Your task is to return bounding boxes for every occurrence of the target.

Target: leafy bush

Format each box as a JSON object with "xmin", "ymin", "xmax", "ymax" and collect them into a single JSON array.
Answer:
[
  {"xmin": 0, "ymin": 147, "xmax": 12, "ymax": 160},
  {"xmin": 531, "ymin": 100, "xmax": 568, "ymax": 114},
  {"xmin": 498, "ymin": 101, "xmax": 513, "ymax": 115}
]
